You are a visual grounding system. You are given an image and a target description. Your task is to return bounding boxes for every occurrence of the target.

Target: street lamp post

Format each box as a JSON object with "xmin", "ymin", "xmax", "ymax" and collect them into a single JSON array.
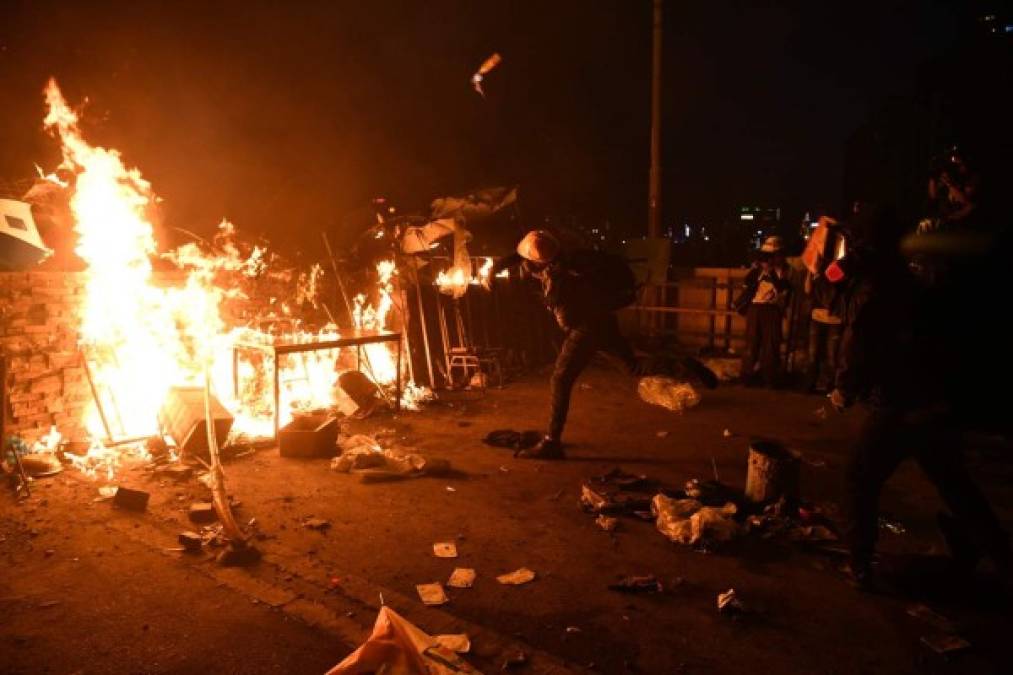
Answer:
[{"xmin": 648, "ymin": 0, "xmax": 663, "ymax": 238}]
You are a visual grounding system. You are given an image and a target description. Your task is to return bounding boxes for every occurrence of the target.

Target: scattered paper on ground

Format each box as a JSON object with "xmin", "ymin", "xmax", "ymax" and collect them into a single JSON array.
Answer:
[
  {"xmin": 416, "ymin": 583, "xmax": 449, "ymax": 606},
  {"xmin": 434, "ymin": 634, "xmax": 471, "ymax": 654},
  {"xmin": 447, "ymin": 567, "xmax": 476, "ymax": 588},
  {"xmin": 717, "ymin": 588, "xmax": 744, "ymax": 614},
  {"xmin": 496, "ymin": 567, "xmax": 535, "ymax": 585},
  {"xmin": 434, "ymin": 542, "xmax": 458, "ymax": 558}
]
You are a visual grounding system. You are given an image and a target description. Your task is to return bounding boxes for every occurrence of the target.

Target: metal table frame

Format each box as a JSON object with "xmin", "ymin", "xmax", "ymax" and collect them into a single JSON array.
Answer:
[{"xmin": 232, "ymin": 329, "xmax": 402, "ymax": 441}]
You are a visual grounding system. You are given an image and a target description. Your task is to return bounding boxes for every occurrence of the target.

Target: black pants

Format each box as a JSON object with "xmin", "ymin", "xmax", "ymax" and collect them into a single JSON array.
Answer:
[
  {"xmin": 548, "ymin": 314, "xmax": 636, "ymax": 440},
  {"xmin": 805, "ymin": 319, "xmax": 842, "ymax": 391},
  {"xmin": 845, "ymin": 406, "xmax": 1010, "ymax": 568},
  {"xmin": 742, "ymin": 304, "xmax": 782, "ymax": 385}
]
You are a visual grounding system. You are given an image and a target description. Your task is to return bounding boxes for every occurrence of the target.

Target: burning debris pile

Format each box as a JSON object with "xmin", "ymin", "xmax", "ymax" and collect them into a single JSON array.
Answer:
[{"xmin": 3, "ymin": 79, "xmax": 430, "ymax": 484}]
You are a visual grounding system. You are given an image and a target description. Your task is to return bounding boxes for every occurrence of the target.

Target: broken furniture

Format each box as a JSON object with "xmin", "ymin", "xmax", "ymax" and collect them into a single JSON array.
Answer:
[
  {"xmin": 279, "ymin": 414, "xmax": 338, "ymax": 458},
  {"xmin": 232, "ymin": 329, "xmax": 402, "ymax": 442},
  {"xmin": 447, "ymin": 346, "xmax": 504, "ymax": 390},
  {"xmin": 158, "ymin": 386, "xmax": 235, "ymax": 459}
]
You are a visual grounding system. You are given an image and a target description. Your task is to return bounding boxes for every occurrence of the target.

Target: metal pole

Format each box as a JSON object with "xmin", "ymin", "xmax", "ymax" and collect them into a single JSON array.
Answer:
[
  {"xmin": 648, "ymin": 0, "xmax": 663, "ymax": 238},
  {"xmin": 413, "ymin": 266, "xmax": 436, "ymax": 388}
]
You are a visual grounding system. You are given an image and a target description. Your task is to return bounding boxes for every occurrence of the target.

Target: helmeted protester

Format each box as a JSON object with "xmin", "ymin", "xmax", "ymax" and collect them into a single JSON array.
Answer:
[
  {"xmin": 488, "ymin": 229, "xmax": 715, "ymax": 459},
  {"xmin": 488, "ymin": 230, "xmax": 638, "ymax": 458},
  {"xmin": 828, "ymin": 203, "xmax": 1011, "ymax": 589},
  {"xmin": 734, "ymin": 235, "xmax": 791, "ymax": 387}
]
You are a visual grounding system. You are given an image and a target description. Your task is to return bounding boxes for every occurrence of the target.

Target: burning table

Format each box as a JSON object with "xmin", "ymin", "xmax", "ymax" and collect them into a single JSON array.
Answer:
[{"xmin": 232, "ymin": 328, "xmax": 402, "ymax": 441}]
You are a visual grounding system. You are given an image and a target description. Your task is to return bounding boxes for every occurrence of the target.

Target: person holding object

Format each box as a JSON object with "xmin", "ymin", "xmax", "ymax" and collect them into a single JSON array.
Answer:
[
  {"xmin": 734, "ymin": 236, "xmax": 791, "ymax": 387},
  {"xmin": 801, "ymin": 216, "xmax": 847, "ymax": 393},
  {"xmin": 487, "ymin": 230, "xmax": 716, "ymax": 459}
]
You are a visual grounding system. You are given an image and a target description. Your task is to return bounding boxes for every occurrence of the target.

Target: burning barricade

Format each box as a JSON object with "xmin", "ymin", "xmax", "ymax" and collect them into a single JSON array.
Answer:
[{"xmin": 2, "ymin": 79, "xmax": 434, "ymax": 487}]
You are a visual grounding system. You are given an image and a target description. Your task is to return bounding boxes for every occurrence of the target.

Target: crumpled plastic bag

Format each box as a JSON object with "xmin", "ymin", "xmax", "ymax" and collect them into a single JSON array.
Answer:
[
  {"xmin": 326, "ymin": 605, "xmax": 480, "ymax": 674},
  {"xmin": 332, "ymin": 432, "xmax": 450, "ymax": 480},
  {"xmin": 651, "ymin": 493, "xmax": 738, "ymax": 545},
  {"xmin": 652, "ymin": 495, "xmax": 703, "ymax": 544},
  {"xmin": 691, "ymin": 503, "xmax": 739, "ymax": 543},
  {"xmin": 638, "ymin": 377, "xmax": 701, "ymax": 413}
]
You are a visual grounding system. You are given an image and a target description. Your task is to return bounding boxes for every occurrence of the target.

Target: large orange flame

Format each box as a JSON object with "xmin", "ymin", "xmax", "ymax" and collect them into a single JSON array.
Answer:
[{"xmin": 39, "ymin": 79, "xmax": 428, "ymax": 476}]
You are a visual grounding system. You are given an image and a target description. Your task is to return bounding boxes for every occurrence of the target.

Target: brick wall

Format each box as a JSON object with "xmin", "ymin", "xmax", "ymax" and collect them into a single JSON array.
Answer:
[{"xmin": 1, "ymin": 271, "xmax": 90, "ymax": 443}]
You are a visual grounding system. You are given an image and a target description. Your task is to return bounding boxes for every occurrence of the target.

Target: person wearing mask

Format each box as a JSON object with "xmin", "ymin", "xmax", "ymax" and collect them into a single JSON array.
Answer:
[
  {"xmin": 801, "ymin": 217, "xmax": 846, "ymax": 393},
  {"xmin": 735, "ymin": 236, "xmax": 791, "ymax": 387}
]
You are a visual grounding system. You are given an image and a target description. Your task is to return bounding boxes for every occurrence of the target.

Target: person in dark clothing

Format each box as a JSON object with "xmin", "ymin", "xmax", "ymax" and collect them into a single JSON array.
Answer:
[
  {"xmin": 801, "ymin": 217, "xmax": 847, "ymax": 392},
  {"xmin": 735, "ymin": 236, "xmax": 791, "ymax": 387},
  {"xmin": 829, "ymin": 205, "xmax": 1011, "ymax": 588},
  {"xmin": 486, "ymin": 230, "xmax": 636, "ymax": 458}
]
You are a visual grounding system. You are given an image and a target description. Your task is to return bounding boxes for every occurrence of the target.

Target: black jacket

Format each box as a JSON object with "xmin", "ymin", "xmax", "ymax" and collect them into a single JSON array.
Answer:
[{"xmin": 833, "ymin": 248, "xmax": 937, "ymax": 408}]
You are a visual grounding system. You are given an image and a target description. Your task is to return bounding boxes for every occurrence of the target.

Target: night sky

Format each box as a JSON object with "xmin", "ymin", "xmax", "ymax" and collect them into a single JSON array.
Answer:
[{"xmin": 0, "ymin": 1, "xmax": 967, "ymax": 251}]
